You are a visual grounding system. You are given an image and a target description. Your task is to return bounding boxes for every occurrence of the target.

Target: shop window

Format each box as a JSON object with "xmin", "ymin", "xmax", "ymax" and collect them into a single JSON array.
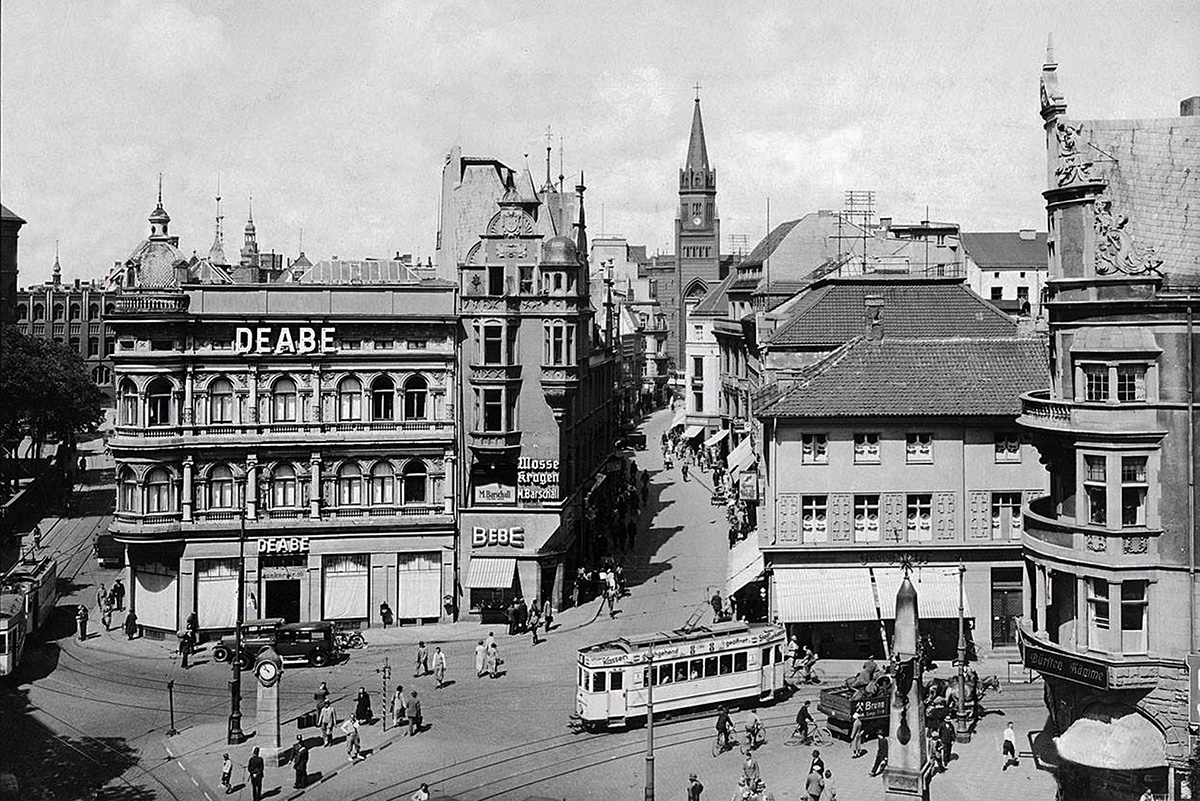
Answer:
[
  {"xmin": 905, "ymin": 432, "xmax": 933, "ymax": 463},
  {"xmin": 1082, "ymin": 364, "xmax": 1109, "ymax": 402},
  {"xmin": 801, "ymin": 495, "xmax": 828, "ymax": 542},
  {"xmin": 119, "ymin": 468, "xmax": 139, "ymax": 512},
  {"xmin": 119, "ymin": 379, "xmax": 139, "ymax": 425},
  {"xmin": 272, "ymin": 377, "xmax": 297, "ymax": 423},
  {"xmin": 1087, "ymin": 578, "xmax": 1110, "ymax": 650},
  {"xmin": 272, "ymin": 465, "xmax": 298, "ymax": 508},
  {"xmin": 403, "ymin": 376, "xmax": 428, "ymax": 420},
  {"xmin": 1121, "ymin": 457, "xmax": 1148, "ymax": 527},
  {"xmin": 853, "ymin": 432, "xmax": 880, "ymax": 463},
  {"xmin": 1116, "ymin": 365, "xmax": 1146, "ymax": 403},
  {"xmin": 994, "ymin": 433, "xmax": 1021, "ymax": 463},
  {"xmin": 801, "ymin": 434, "xmax": 828, "ymax": 465},
  {"xmin": 990, "ymin": 492, "xmax": 1023, "ymax": 539},
  {"xmin": 1120, "ymin": 581, "xmax": 1147, "ymax": 654},
  {"xmin": 371, "ymin": 376, "xmax": 394, "ymax": 421},
  {"xmin": 370, "ymin": 462, "xmax": 395, "ymax": 505},
  {"xmin": 146, "ymin": 467, "xmax": 173, "ymax": 513},
  {"xmin": 146, "ymin": 377, "xmax": 175, "ymax": 427},
  {"xmin": 209, "ymin": 378, "xmax": 234, "ymax": 423},
  {"xmin": 337, "ymin": 463, "xmax": 363, "ymax": 506},
  {"xmin": 1084, "ymin": 455, "xmax": 1107, "ymax": 526},
  {"xmin": 209, "ymin": 465, "xmax": 235, "ymax": 509},
  {"xmin": 853, "ymin": 494, "xmax": 880, "ymax": 541},
  {"xmin": 402, "ymin": 460, "xmax": 427, "ymax": 504},
  {"xmin": 907, "ymin": 494, "xmax": 933, "ymax": 541},
  {"xmin": 338, "ymin": 377, "xmax": 363, "ymax": 421}
]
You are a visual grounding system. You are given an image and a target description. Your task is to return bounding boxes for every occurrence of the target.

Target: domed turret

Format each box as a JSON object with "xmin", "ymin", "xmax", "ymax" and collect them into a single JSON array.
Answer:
[{"xmin": 541, "ymin": 235, "xmax": 579, "ymax": 267}]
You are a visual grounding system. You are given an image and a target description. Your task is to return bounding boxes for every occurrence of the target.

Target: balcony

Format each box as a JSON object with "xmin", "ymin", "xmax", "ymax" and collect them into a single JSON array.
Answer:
[
  {"xmin": 109, "ymin": 419, "xmax": 454, "ymax": 449},
  {"xmin": 113, "ymin": 293, "xmax": 190, "ymax": 316},
  {"xmin": 469, "ymin": 364, "xmax": 523, "ymax": 384},
  {"xmin": 468, "ymin": 430, "xmax": 522, "ymax": 455},
  {"xmin": 1018, "ymin": 390, "xmax": 1167, "ymax": 437},
  {"xmin": 1024, "ymin": 494, "xmax": 1161, "ymax": 563},
  {"xmin": 113, "ymin": 504, "xmax": 452, "ymax": 541}
]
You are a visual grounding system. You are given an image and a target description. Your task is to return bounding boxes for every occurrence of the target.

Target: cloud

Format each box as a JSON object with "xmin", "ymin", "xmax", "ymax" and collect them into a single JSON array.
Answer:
[{"xmin": 106, "ymin": 0, "xmax": 229, "ymax": 82}]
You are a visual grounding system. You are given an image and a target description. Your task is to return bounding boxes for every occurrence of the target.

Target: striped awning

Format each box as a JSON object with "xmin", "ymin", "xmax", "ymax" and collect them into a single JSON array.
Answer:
[
  {"xmin": 670, "ymin": 410, "xmax": 688, "ymax": 428},
  {"xmin": 772, "ymin": 568, "xmax": 877, "ymax": 623},
  {"xmin": 704, "ymin": 429, "xmax": 730, "ymax": 448},
  {"xmin": 682, "ymin": 425, "xmax": 705, "ymax": 440},
  {"xmin": 727, "ymin": 438, "xmax": 755, "ymax": 473},
  {"xmin": 463, "ymin": 558, "xmax": 516, "ymax": 589},
  {"xmin": 726, "ymin": 535, "xmax": 764, "ymax": 596},
  {"xmin": 873, "ymin": 567, "xmax": 972, "ymax": 619}
]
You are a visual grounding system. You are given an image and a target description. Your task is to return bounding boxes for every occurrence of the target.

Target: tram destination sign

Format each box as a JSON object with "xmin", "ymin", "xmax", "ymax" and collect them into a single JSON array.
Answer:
[{"xmin": 1021, "ymin": 637, "xmax": 1109, "ymax": 689}]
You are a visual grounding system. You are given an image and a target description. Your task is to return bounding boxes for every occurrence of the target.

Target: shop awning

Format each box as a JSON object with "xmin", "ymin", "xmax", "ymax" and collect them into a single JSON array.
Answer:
[
  {"xmin": 1054, "ymin": 705, "xmax": 1166, "ymax": 770},
  {"xmin": 773, "ymin": 568, "xmax": 877, "ymax": 623},
  {"xmin": 463, "ymin": 558, "xmax": 516, "ymax": 589},
  {"xmin": 727, "ymin": 438, "xmax": 754, "ymax": 473},
  {"xmin": 670, "ymin": 410, "xmax": 688, "ymax": 429},
  {"xmin": 704, "ymin": 429, "xmax": 730, "ymax": 448},
  {"xmin": 726, "ymin": 535, "xmax": 764, "ymax": 596},
  {"xmin": 873, "ymin": 567, "xmax": 972, "ymax": 619},
  {"xmin": 682, "ymin": 425, "xmax": 705, "ymax": 440}
]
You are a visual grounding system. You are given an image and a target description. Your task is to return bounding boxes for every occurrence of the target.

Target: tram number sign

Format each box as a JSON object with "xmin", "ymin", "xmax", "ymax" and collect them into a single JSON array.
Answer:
[{"xmin": 1188, "ymin": 653, "xmax": 1200, "ymax": 726}]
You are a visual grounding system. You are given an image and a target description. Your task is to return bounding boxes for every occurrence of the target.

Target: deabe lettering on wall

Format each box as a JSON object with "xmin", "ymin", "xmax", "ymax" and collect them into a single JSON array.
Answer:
[{"xmin": 235, "ymin": 327, "xmax": 336, "ymax": 355}]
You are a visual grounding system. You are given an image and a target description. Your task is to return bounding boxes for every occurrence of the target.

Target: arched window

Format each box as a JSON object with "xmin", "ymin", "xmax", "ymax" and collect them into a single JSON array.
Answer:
[
  {"xmin": 210, "ymin": 465, "xmax": 234, "ymax": 509},
  {"xmin": 119, "ymin": 468, "xmax": 139, "ymax": 512},
  {"xmin": 104, "ymin": 303, "xmax": 116, "ymax": 314},
  {"xmin": 118, "ymin": 379, "xmax": 139, "ymax": 425},
  {"xmin": 370, "ymin": 462, "xmax": 395, "ymax": 505},
  {"xmin": 403, "ymin": 375, "xmax": 427, "ymax": 420},
  {"xmin": 209, "ymin": 377, "xmax": 234, "ymax": 423},
  {"xmin": 272, "ymin": 464, "xmax": 298, "ymax": 508},
  {"xmin": 370, "ymin": 376, "xmax": 394, "ymax": 421},
  {"xmin": 16, "ymin": 303, "xmax": 27, "ymax": 320},
  {"xmin": 402, "ymin": 459, "xmax": 427, "ymax": 504},
  {"xmin": 88, "ymin": 303, "xmax": 100, "ymax": 319},
  {"xmin": 32, "ymin": 304, "xmax": 44, "ymax": 320},
  {"xmin": 146, "ymin": 377, "xmax": 175, "ymax": 427},
  {"xmin": 337, "ymin": 463, "xmax": 363, "ymax": 506},
  {"xmin": 338, "ymin": 377, "xmax": 362, "ymax": 421},
  {"xmin": 52, "ymin": 303, "xmax": 65, "ymax": 320},
  {"xmin": 69, "ymin": 303, "xmax": 81, "ymax": 320},
  {"xmin": 146, "ymin": 467, "xmax": 173, "ymax": 513},
  {"xmin": 69, "ymin": 337, "xmax": 81, "ymax": 353},
  {"xmin": 272, "ymin": 377, "xmax": 297, "ymax": 422}
]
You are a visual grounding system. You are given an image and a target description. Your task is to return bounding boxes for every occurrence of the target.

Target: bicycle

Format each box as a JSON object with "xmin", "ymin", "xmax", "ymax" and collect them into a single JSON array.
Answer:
[
  {"xmin": 711, "ymin": 729, "xmax": 740, "ymax": 758},
  {"xmin": 784, "ymin": 725, "xmax": 833, "ymax": 747},
  {"xmin": 743, "ymin": 722, "xmax": 767, "ymax": 750}
]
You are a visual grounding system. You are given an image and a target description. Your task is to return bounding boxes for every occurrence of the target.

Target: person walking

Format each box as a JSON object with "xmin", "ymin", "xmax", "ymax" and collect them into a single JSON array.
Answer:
[
  {"xmin": 411, "ymin": 784, "xmax": 431, "ymax": 801},
  {"xmin": 100, "ymin": 596, "xmax": 113, "ymax": 632},
  {"xmin": 487, "ymin": 639, "xmax": 500, "ymax": 679},
  {"xmin": 741, "ymin": 750, "xmax": 760, "ymax": 788},
  {"xmin": 123, "ymin": 610, "xmax": 138, "ymax": 639},
  {"xmin": 819, "ymin": 768, "xmax": 837, "ymax": 801},
  {"xmin": 938, "ymin": 717, "xmax": 956, "ymax": 767},
  {"xmin": 687, "ymin": 772, "xmax": 704, "ymax": 800},
  {"xmin": 344, "ymin": 717, "xmax": 362, "ymax": 760},
  {"xmin": 318, "ymin": 699, "xmax": 337, "ymax": 747},
  {"xmin": 315, "ymin": 681, "xmax": 330, "ymax": 709},
  {"xmin": 404, "ymin": 690, "xmax": 422, "ymax": 736},
  {"xmin": 433, "ymin": 647, "xmax": 447, "ymax": 688},
  {"xmin": 804, "ymin": 763, "xmax": 825, "ymax": 801},
  {"xmin": 1002, "ymin": 721, "xmax": 1019, "ymax": 770},
  {"xmin": 112, "ymin": 578, "xmax": 125, "ymax": 611},
  {"xmin": 809, "ymin": 749, "xmax": 825, "ymax": 777},
  {"xmin": 543, "ymin": 600, "xmax": 553, "ymax": 633},
  {"xmin": 415, "ymin": 641, "xmax": 429, "ymax": 677},
  {"xmin": 96, "ymin": 583, "xmax": 108, "ymax": 612},
  {"xmin": 529, "ymin": 601, "xmax": 541, "ymax": 646},
  {"xmin": 392, "ymin": 685, "xmax": 406, "ymax": 728},
  {"xmin": 292, "ymin": 735, "xmax": 308, "ymax": 789},
  {"xmin": 220, "ymin": 753, "xmax": 233, "ymax": 795},
  {"xmin": 681, "ymin": 462, "xmax": 689, "ymax": 482},
  {"xmin": 178, "ymin": 630, "xmax": 192, "ymax": 669},
  {"xmin": 869, "ymin": 734, "xmax": 889, "ymax": 777},
  {"xmin": 849, "ymin": 712, "xmax": 865, "ymax": 758},
  {"xmin": 76, "ymin": 605, "xmax": 89, "ymax": 641},
  {"xmin": 185, "ymin": 610, "xmax": 199, "ymax": 642},
  {"xmin": 247, "ymin": 747, "xmax": 264, "ymax": 801},
  {"xmin": 474, "ymin": 640, "xmax": 486, "ymax": 677},
  {"xmin": 354, "ymin": 687, "xmax": 372, "ymax": 723}
]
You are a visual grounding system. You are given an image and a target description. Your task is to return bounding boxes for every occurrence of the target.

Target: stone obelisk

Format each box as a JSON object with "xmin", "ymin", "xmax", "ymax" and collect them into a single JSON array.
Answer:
[{"xmin": 884, "ymin": 575, "xmax": 929, "ymax": 800}]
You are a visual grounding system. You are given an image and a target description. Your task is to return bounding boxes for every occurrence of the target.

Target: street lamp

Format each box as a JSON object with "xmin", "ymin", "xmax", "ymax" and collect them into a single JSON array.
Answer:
[
  {"xmin": 955, "ymin": 560, "xmax": 972, "ymax": 743},
  {"xmin": 644, "ymin": 639, "xmax": 656, "ymax": 801},
  {"xmin": 228, "ymin": 475, "xmax": 248, "ymax": 745}
]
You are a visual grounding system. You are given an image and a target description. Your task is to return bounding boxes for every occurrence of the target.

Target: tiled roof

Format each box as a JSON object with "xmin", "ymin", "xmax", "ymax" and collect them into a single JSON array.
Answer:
[
  {"xmin": 961, "ymin": 232, "xmax": 1047, "ymax": 269},
  {"xmin": 768, "ymin": 276, "xmax": 1017, "ymax": 349},
  {"xmin": 756, "ymin": 337, "xmax": 1049, "ymax": 418},
  {"xmin": 692, "ymin": 272, "xmax": 737, "ymax": 316},
  {"xmin": 740, "ymin": 219, "xmax": 802, "ymax": 269}
]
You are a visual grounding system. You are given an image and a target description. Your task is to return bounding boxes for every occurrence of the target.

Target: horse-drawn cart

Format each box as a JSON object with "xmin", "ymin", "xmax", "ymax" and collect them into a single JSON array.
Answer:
[{"xmin": 817, "ymin": 686, "xmax": 889, "ymax": 740}]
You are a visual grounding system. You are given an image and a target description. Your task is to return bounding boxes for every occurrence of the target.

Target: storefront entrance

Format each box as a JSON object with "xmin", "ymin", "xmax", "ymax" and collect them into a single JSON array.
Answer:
[
  {"xmin": 991, "ymin": 567, "xmax": 1023, "ymax": 647},
  {"xmin": 260, "ymin": 556, "xmax": 306, "ymax": 623}
]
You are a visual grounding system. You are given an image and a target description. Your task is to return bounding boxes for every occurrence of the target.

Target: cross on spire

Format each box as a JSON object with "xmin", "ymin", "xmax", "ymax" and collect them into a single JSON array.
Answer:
[{"xmin": 693, "ymin": 81, "xmax": 702, "ymax": 101}]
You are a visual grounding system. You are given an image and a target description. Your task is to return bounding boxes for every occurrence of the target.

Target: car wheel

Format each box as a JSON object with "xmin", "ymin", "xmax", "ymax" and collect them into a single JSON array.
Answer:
[
  {"xmin": 235, "ymin": 652, "xmax": 252, "ymax": 670},
  {"xmin": 211, "ymin": 645, "xmax": 230, "ymax": 663},
  {"xmin": 310, "ymin": 650, "xmax": 329, "ymax": 668}
]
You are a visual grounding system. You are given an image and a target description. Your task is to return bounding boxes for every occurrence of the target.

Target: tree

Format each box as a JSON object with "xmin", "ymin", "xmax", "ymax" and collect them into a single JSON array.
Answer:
[{"xmin": 0, "ymin": 325, "xmax": 104, "ymax": 458}]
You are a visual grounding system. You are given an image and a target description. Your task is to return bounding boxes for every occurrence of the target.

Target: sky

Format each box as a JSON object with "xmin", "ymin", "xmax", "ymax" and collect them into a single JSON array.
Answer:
[{"xmin": 2, "ymin": 0, "xmax": 1198, "ymax": 286}]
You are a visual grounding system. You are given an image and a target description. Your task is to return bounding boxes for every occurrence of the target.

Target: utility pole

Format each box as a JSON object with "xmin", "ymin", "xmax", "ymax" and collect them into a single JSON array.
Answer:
[
  {"xmin": 227, "ymin": 480, "xmax": 247, "ymax": 745},
  {"xmin": 644, "ymin": 641, "xmax": 656, "ymax": 801},
  {"xmin": 381, "ymin": 658, "xmax": 392, "ymax": 732},
  {"xmin": 955, "ymin": 560, "xmax": 971, "ymax": 742},
  {"xmin": 166, "ymin": 680, "xmax": 178, "ymax": 737}
]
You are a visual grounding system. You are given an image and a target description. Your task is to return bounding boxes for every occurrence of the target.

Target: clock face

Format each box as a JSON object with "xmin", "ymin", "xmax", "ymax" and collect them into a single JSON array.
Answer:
[
  {"xmin": 692, "ymin": 216, "xmax": 703, "ymax": 226},
  {"xmin": 256, "ymin": 660, "xmax": 279, "ymax": 686}
]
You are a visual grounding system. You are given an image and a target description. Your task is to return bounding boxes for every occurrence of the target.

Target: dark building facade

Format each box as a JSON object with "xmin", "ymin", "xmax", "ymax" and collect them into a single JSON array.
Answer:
[{"xmin": 1, "ymin": 203, "xmax": 24, "ymax": 326}]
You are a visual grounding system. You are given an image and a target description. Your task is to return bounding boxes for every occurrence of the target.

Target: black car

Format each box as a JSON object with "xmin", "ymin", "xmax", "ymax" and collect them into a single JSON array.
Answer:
[{"xmin": 210, "ymin": 619, "xmax": 338, "ymax": 668}]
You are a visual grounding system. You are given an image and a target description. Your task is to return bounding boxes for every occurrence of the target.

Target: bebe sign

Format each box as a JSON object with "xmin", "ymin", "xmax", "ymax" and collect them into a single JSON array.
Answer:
[
  {"xmin": 471, "ymin": 526, "xmax": 526, "ymax": 549},
  {"xmin": 257, "ymin": 536, "xmax": 310, "ymax": 555},
  {"xmin": 235, "ymin": 327, "xmax": 336, "ymax": 355}
]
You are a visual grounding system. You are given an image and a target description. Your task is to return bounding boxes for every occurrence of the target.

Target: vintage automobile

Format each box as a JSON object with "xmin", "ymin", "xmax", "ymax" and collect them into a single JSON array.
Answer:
[{"xmin": 210, "ymin": 619, "xmax": 339, "ymax": 668}]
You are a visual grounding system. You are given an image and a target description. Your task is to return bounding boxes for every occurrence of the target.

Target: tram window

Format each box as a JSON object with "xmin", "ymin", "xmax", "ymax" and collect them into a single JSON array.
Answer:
[
  {"xmin": 0, "ymin": 632, "xmax": 6, "ymax": 651},
  {"xmin": 578, "ymin": 667, "xmax": 583, "ymax": 688},
  {"xmin": 611, "ymin": 671, "xmax": 623, "ymax": 690},
  {"xmin": 690, "ymin": 659, "xmax": 703, "ymax": 679},
  {"xmin": 594, "ymin": 671, "xmax": 606, "ymax": 692},
  {"xmin": 583, "ymin": 670, "xmax": 590, "ymax": 692},
  {"xmin": 675, "ymin": 662, "xmax": 688, "ymax": 683},
  {"xmin": 704, "ymin": 656, "xmax": 718, "ymax": 677},
  {"xmin": 775, "ymin": 645, "xmax": 783, "ymax": 662},
  {"xmin": 762, "ymin": 647, "xmax": 771, "ymax": 665},
  {"xmin": 659, "ymin": 664, "xmax": 673, "ymax": 684},
  {"xmin": 719, "ymin": 654, "xmax": 733, "ymax": 675},
  {"xmin": 734, "ymin": 652, "xmax": 748, "ymax": 672}
]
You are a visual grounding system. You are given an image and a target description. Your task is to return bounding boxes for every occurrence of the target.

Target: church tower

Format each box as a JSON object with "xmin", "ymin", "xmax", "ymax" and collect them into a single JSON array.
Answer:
[{"xmin": 674, "ymin": 91, "xmax": 722, "ymax": 361}]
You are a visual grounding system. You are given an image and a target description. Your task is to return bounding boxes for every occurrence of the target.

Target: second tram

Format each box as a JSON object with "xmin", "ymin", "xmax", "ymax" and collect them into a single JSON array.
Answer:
[{"xmin": 0, "ymin": 556, "xmax": 59, "ymax": 677}]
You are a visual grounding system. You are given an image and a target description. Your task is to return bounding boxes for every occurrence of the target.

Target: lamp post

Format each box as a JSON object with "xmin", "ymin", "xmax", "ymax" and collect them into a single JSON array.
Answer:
[
  {"xmin": 955, "ymin": 560, "xmax": 971, "ymax": 743},
  {"xmin": 228, "ymin": 477, "xmax": 247, "ymax": 745},
  {"xmin": 644, "ymin": 640, "xmax": 655, "ymax": 801}
]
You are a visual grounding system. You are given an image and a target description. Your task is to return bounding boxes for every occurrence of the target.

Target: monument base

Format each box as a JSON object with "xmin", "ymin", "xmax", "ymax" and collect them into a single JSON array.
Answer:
[
  {"xmin": 884, "ymin": 766, "xmax": 928, "ymax": 801},
  {"xmin": 260, "ymin": 744, "xmax": 291, "ymax": 768}
]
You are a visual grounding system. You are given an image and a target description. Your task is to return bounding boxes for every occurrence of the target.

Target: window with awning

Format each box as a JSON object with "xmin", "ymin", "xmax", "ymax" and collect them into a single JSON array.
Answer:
[
  {"xmin": 464, "ymin": 557, "xmax": 517, "ymax": 589},
  {"xmin": 772, "ymin": 568, "xmax": 877, "ymax": 623}
]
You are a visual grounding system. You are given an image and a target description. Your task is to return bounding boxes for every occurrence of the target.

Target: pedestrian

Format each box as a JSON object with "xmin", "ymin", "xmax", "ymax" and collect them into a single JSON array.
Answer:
[
  {"xmin": 112, "ymin": 578, "xmax": 125, "ymax": 611},
  {"xmin": 344, "ymin": 718, "xmax": 362, "ymax": 760},
  {"xmin": 605, "ymin": 585, "xmax": 616, "ymax": 618},
  {"xmin": 433, "ymin": 647, "xmax": 447, "ymax": 688},
  {"xmin": 487, "ymin": 640, "xmax": 500, "ymax": 679},
  {"xmin": 76, "ymin": 605, "xmax": 89, "ymax": 641},
  {"xmin": 819, "ymin": 769, "xmax": 836, "ymax": 801},
  {"xmin": 392, "ymin": 685, "xmax": 405, "ymax": 728},
  {"xmin": 220, "ymin": 753, "xmax": 234, "ymax": 794},
  {"xmin": 809, "ymin": 749, "xmax": 825, "ymax": 777},
  {"xmin": 78, "ymin": 454, "xmax": 88, "ymax": 480},
  {"xmin": 543, "ymin": 600, "xmax": 553, "ymax": 633},
  {"xmin": 741, "ymin": 751, "xmax": 760, "ymax": 787},
  {"xmin": 178, "ymin": 630, "xmax": 192, "ymax": 669},
  {"xmin": 626, "ymin": 518, "xmax": 637, "ymax": 549},
  {"xmin": 681, "ymin": 462, "xmax": 689, "ymax": 482},
  {"xmin": 687, "ymin": 772, "xmax": 704, "ymax": 800},
  {"xmin": 292, "ymin": 734, "xmax": 308, "ymax": 789},
  {"xmin": 96, "ymin": 583, "xmax": 108, "ymax": 611},
  {"xmin": 404, "ymin": 690, "xmax": 422, "ymax": 736},
  {"xmin": 123, "ymin": 610, "xmax": 138, "ymax": 639},
  {"xmin": 939, "ymin": 717, "xmax": 956, "ymax": 767},
  {"xmin": 641, "ymin": 473, "xmax": 649, "ymax": 503},
  {"xmin": 247, "ymin": 747, "xmax": 264, "ymax": 801},
  {"xmin": 869, "ymin": 734, "xmax": 888, "ymax": 776},
  {"xmin": 411, "ymin": 783, "xmax": 431, "ymax": 801},
  {"xmin": 185, "ymin": 610, "xmax": 199, "ymax": 641},
  {"xmin": 850, "ymin": 711, "xmax": 865, "ymax": 758},
  {"xmin": 805, "ymin": 764, "xmax": 825, "ymax": 801},
  {"xmin": 517, "ymin": 597, "xmax": 529, "ymax": 632},
  {"xmin": 354, "ymin": 687, "xmax": 372, "ymax": 723},
  {"xmin": 1002, "ymin": 721, "xmax": 1019, "ymax": 770},
  {"xmin": 315, "ymin": 681, "xmax": 330, "ymax": 710},
  {"xmin": 529, "ymin": 599, "xmax": 542, "ymax": 636},
  {"xmin": 415, "ymin": 641, "xmax": 429, "ymax": 677},
  {"xmin": 474, "ymin": 640, "xmax": 486, "ymax": 677},
  {"xmin": 506, "ymin": 601, "xmax": 516, "ymax": 636},
  {"xmin": 101, "ymin": 597, "xmax": 113, "ymax": 631},
  {"xmin": 318, "ymin": 699, "xmax": 337, "ymax": 747},
  {"xmin": 379, "ymin": 601, "xmax": 393, "ymax": 627}
]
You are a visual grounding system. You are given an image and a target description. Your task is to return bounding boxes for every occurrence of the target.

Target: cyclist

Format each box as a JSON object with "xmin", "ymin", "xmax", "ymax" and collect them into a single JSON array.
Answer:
[
  {"xmin": 800, "ymin": 645, "xmax": 820, "ymax": 684},
  {"xmin": 744, "ymin": 708, "xmax": 764, "ymax": 748},
  {"xmin": 785, "ymin": 636, "xmax": 800, "ymax": 670},
  {"xmin": 715, "ymin": 705, "xmax": 734, "ymax": 751},
  {"xmin": 794, "ymin": 700, "xmax": 813, "ymax": 743}
]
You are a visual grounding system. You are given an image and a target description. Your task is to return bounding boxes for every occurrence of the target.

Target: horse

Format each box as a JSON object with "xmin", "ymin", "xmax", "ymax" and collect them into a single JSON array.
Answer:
[{"xmin": 931, "ymin": 672, "xmax": 1001, "ymax": 724}]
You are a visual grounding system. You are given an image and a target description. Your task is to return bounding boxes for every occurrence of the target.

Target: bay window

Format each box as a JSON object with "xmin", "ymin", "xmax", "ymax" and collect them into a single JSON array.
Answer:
[
  {"xmin": 1084, "ymin": 455, "xmax": 1107, "ymax": 526},
  {"xmin": 1087, "ymin": 578, "xmax": 1110, "ymax": 650},
  {"xmin": 1121, "ymin": 457, "xmax": 1148, "ymax": 527},
  {"xmin": 1120, "ymin": 581, "xmax": 1147, "ymax": 654}
]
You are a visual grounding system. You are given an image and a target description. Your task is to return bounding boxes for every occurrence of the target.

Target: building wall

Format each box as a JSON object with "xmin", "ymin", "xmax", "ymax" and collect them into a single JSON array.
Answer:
[
  {"xmin": 16, "ymin": 281, "xmax": 119, "ymax": 394},
  {"xmin": 965, "ymin": 258, "xmax": 1046, "ymax": 317},
  {"xmin": 684, "ymin": 314, "xmax": 721, "ymax": 433},
  {"xmin": 0, "ymin": 211, "xmax": 22, "ymax": 326}
]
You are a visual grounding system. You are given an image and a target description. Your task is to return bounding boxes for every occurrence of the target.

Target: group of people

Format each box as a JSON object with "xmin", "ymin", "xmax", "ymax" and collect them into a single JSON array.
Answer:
[
  {"xmin": 80, "ymin": 579, "xmax": 138, "ymax": 642},
  {"xmin": 573, "ymin": 560, "xmax": 627, "ymax": 615},
  {"xmin": 783, "ymin": 637, "xmax": 820, "ymax": 684},
  {"xmin": 502, "ymin": 596, "xmax": 552, "ymax": 644},
  {"xmin": 474, "ymin": 632, "xmax": 503, "ymax": 678}
]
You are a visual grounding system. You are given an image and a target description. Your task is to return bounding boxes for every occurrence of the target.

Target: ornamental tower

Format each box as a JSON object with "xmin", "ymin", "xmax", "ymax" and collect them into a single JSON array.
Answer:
[{"xmin": 674, "ymin": 90, "xmax": 722, "ymax": 361}]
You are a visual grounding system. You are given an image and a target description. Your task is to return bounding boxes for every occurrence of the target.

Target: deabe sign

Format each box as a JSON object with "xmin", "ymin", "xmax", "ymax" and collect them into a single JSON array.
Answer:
[{"xmin": 235, "ymin": 327, "xmax": 336, "ymax": 355}]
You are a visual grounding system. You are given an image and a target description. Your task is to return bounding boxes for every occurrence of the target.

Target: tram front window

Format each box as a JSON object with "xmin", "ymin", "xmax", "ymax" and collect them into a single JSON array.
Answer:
[{"xmin": 594, "ymin": 671, "xmax": 606, "ymax": 692}]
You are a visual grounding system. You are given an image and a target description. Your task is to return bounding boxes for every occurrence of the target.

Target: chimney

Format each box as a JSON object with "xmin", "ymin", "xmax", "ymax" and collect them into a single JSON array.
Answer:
[
  {"xmin": 1181, "ymin": 96, "xmax": 1200, "ymax": 117},
  {"xmin": 1019, "ymin": 228, "xmax": 1036, "ymax": 241},
  {"xmin": 878, "ymin": 216, "xmax": 892, "ymax": 232},
  {"xmin": 865, "ymin": 295, "xmax": 884, "ymax": 341}
]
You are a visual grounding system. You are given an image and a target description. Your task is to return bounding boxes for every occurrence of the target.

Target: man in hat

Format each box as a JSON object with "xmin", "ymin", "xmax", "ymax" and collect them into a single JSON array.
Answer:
[{"xmin": 687, "ymin": 772, "xmax": 704, "ymax": 800}]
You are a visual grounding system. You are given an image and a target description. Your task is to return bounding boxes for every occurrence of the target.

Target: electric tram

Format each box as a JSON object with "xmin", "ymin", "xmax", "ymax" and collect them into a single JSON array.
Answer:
[
  {"xmin": 0, "ymin": 556, "xmax": 59, "ymax": 677},
  {"xmin": 575, "ymin": 621, "xmax": 787, "ymax": 730}
]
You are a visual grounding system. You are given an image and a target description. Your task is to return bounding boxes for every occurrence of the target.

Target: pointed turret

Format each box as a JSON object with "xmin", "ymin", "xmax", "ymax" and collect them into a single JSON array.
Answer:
[
  {"xmin": 52, "ymin": 241, "xmax": 62, "ymax": 286},
  {"xmin": 573, "ymin": 172, "xmax": 588, "ymax": 259},
  {"xmin": 240, "ymin": 198, "xmax": 259, "ymax": 267},
  {"xmin": 149, "ymin": 173, "xmax": 171, "ymax": 240},
  {"xmin": 208, "ymin": 175, "xmax": 228, "ymax": 265},
  {"xmin": 1040, "ymin": 32, "xmax": 1066, "ymax": 122},
  {"xmin": 686, "ymin": 96, "xmax": 710, "ymax": 173}
]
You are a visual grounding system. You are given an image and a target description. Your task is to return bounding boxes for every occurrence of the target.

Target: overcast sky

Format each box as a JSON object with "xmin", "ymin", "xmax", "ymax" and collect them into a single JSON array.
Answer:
[{"xmin": 2, "ymin": 1, "xmax": 1197, "ymax": 285}]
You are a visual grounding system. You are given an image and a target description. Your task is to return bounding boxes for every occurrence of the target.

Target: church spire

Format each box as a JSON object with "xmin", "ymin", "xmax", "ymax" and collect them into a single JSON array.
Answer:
[
  {"xmin": 686, "ymin": 90, "xmax": 710, "ymax": 173},
  {"xmin": 208, "ymin": 173, "xmax": 228, "ymax": 265},
  {"xmin": 52, "ymin": 240, "xmax": 61, "ymax": 286},
  {"xmin": 573, "ymin": 172, "xmax": 588, "ymax": 257},
  {"xmin": 148, "ymin": 173, "xmax": 171, "ymax": 239}
]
